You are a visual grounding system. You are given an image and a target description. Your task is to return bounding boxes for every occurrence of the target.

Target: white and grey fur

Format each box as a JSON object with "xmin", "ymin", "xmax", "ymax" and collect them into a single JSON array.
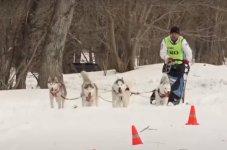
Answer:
[
  {"xmin": 47, "ymin": 77, "xmax": 67, "ymax": 109},
  {"xmin": 112, "ymin": 78, "xmax": 130, "ymax": 108},
  {"xmin": 154, "ymin": 73, "xmax": 171, "ymax": 106},
  {"xmin": 81, "ymin": 71, "xmax": 99, "ymax": 107}
]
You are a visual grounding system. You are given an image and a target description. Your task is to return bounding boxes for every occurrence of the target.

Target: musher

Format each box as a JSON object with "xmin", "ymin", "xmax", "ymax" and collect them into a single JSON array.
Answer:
[{"xmin": 151, "ymin": 26, "xmax": 192, "ymax": 105}]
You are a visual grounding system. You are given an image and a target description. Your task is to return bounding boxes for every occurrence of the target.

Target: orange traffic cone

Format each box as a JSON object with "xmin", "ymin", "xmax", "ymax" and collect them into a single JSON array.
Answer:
[
  {"xmin": 186, "ymin": 105, "xmax": 199, "ymax": 125},
  {"xmin": 132, "ymin": 125, "xmax": 143, "ymax": 145}
]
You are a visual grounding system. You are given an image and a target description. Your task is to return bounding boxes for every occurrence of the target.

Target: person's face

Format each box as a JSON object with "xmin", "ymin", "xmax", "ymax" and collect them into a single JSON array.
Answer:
[{"xmin": 170, "ymin": 33, "xmax": 179, "ymax": 41}]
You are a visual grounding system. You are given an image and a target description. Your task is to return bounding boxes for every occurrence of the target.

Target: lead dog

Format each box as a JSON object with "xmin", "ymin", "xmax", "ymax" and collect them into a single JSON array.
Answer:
[
  {"xmin": 47, "ymin": 77, "xmax": 67, "ymax": 109},
  {"xmin": 80, "ymin": 71, "xmax": 99, "ymax": 107},
  {"xmin": 154, "ymin": 73, "xmax": 171, "ymax": 106},
  {"xmin": 112, "ymin": 78, "xmax": 131, "ymax": 108}
]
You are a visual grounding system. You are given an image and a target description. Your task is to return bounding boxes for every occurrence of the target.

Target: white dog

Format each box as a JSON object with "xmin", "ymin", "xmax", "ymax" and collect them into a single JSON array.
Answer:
[
  {"xmin": 47, "ymin": 77, "xmax": 67, "ymax": 109},
  {"xmin": 112, "ymin": 78, "xmax": 131, "ymax": 108},
  {"xmin": 81, "ymin": 71, "xmax": 99, "ymax": 107},
  {"xmin": 154, "ymin": 73, "xmax": 171, "ymax": 106}
]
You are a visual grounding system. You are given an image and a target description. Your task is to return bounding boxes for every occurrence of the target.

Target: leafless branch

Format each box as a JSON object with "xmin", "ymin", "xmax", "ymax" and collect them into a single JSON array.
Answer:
[{"xmin": 11, "ymin": 32, "xmax": 46, "ymax": 89}]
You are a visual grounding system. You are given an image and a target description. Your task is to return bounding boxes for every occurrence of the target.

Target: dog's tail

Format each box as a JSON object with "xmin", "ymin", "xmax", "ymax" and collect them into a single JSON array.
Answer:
[
  {"xmin": 160, "ymin": 73, "xmax": 170, "ymax": 84},
  {"xmin": 80, "ymin": 71, "xmax": 91, "ymax": 82}
]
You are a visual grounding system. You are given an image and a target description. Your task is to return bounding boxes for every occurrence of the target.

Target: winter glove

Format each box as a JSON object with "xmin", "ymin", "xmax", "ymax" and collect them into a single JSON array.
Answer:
[
  {"xmin": 184, "ymin": 59, "xmax": 189, "ymax": 64},
  {"xmin": 167, "ymin": 57, "xmax": 174, "ymax": 62}
]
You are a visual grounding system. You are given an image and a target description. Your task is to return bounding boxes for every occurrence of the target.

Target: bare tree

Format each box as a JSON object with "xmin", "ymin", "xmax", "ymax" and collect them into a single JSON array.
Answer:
[
  {"xmin": 0, "ymin": 0, "xmax": 31, "ymax": 90},
  {"xmin": 1, "ymin": 0, "xmax": 227, "ymax": 91},
  {"xmin": 38, "ymin": 0, "xmax": 75, "ymax": 88},
  {"xmin": 14, "ymin": 0, "xmax": 41, "ymax": 89}
]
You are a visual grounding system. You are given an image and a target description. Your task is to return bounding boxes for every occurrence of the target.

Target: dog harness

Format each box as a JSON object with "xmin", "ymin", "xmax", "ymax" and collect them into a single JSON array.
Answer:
[
  {"xmin": 157, "ymin": 89, "xmax": 170, "ymax": 98},
  {"xmin": 112, "ymin": 86, "xmax": 130, "ymax": 101},
  {"xmin": 86, "ymin": 93, "xmax": 92, "ymax": 102}
]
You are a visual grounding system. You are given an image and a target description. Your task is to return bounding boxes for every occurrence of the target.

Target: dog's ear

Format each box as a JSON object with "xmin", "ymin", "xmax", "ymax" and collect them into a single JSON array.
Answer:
[
  {"xmin": 48, "ymin": 76, "xmax": 51, "ymax": 83},
  {"xmin": 116, "ymin": 77, "xmax": 119, "ymax": 83},
  {"xmin": 121, "ymin": 77, "xmax": 125, "ymax": 84},
  {"xmin": 54, "ymin": 77, "xmax": 58, "ymax": 83}
]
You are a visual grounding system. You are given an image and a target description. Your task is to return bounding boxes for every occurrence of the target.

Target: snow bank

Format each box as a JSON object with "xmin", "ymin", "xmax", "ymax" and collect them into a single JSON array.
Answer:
[{"xmin": 1, "ymin": 63, "xmax": 227, "ymax": 150}]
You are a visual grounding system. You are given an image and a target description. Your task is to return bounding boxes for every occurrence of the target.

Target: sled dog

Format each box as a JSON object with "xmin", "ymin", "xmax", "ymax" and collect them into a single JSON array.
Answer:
[
  {"xmin": 47, "ymin": 77, "xmax": 67, "ymax": 109},
  {"xmin": 154, "ymin": 73, "xmax": 171, "ymax": 106},
  {"xmin": 81, "ymin": 71, "xmax": 99, "ymax": 107},
  {"xmin": 112, "ymin": 78, "xmax": 131, "ymax": 108}
]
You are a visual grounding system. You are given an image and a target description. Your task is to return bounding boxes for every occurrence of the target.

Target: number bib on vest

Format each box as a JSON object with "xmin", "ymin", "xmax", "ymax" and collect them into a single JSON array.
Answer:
[{"xmin": 165, "ymin": 36, "xmax": 184, "ymax": 64}]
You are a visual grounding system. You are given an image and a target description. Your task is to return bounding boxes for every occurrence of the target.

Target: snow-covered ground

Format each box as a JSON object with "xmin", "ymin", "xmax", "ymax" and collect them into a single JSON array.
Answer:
[{"xmin": 1, "ymin": 63, "xmax": 227, "ymax": 150}]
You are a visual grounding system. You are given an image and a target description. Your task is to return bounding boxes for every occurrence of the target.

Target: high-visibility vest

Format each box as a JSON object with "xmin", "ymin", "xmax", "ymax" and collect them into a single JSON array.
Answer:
[{"xmin": 165, "ymin": 36, "xmax": 184, "ymax": 64}]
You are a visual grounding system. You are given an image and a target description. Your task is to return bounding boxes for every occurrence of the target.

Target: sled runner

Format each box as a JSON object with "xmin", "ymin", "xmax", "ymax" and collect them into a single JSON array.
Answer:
[{"xmin": 150, "ymin": 59, "xmax": 190, "ymax": 105}]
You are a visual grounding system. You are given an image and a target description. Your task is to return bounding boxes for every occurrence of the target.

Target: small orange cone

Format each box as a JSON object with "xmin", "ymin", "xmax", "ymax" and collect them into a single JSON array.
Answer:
[
  {"xmin": 186, "ymin": 105, "xmax": 199, "ymax": 125},
  {"xmin": 132, "ymin": 125, "xmax": 143, "ymax": 145}
]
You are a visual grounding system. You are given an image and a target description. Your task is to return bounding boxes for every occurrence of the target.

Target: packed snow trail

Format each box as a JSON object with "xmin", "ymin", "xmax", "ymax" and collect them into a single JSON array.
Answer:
[{"xmin": 1, "ymin": 63, "xmax": 227, "ymax": 150}]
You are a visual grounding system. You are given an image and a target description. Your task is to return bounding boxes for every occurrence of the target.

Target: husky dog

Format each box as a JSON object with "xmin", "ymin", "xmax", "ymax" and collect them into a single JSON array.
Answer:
[
  {"xmin": 154, "ymin": 73, "xmax": 171, "ymax": 106},
  {"xmin": 112, "ymin": 78, "xmax": 131, "ymax": 108},
  {"xmin": 81, "ymin": 71, "xmax": 99, "ymax": 107},
  {"xmin": 47, "ymin": 77, "xmax": 67, "ymax": 109}
]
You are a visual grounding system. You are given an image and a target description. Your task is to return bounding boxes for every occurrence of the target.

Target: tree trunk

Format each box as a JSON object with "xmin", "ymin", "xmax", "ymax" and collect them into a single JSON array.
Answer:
[
  {"xmin": 139, "ymin": 48, "xmax": 147, "ymax": 66},
  {"xmin": 39, "ymin": 0, "xmax": 75, "ymax": 88},
  {"xmin": 128, "ymin": 42, "xmax": 138, "ymax": 70},
  {"xmin": 95, "ymin": 43, "xmax": 110, "ymax": 70},
  {"xmin": 123, "ymin": 1, "xmax": 131, "ymax": 64},
  {"xmin": 108, "ymin": 15, "xmax": 121, "ymax": 71},
  {"xmin": 15, "ymin": 0, "xmax": 41, "ymax": 89}
]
